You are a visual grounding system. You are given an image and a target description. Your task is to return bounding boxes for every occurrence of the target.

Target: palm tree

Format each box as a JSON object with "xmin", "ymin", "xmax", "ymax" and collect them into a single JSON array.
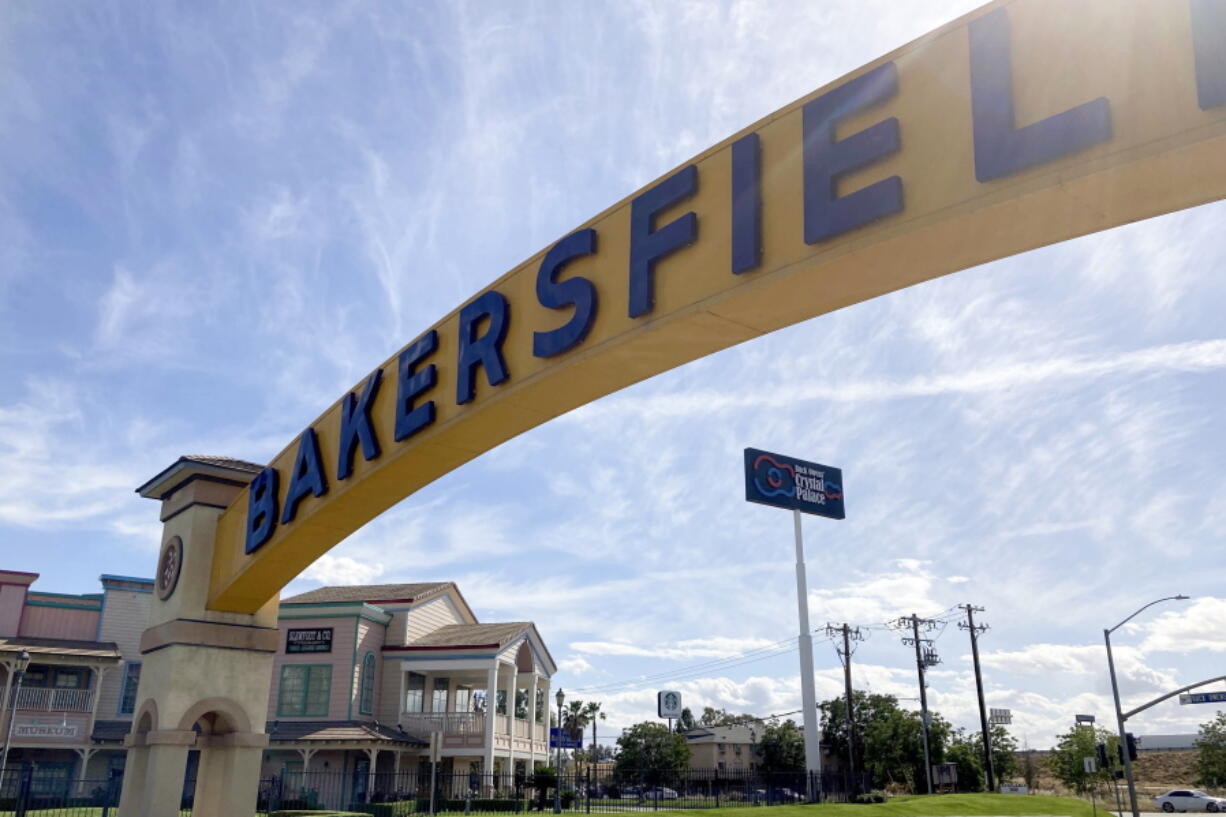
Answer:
[{"xmin": 583, "ymin": 701, "xmax": 606, "ymax": 771}]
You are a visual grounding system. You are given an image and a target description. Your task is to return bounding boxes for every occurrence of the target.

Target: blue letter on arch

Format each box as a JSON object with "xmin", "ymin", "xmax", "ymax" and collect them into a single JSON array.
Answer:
[
  {"xmin": 533, "ymin": 228, "xmax": 598, "ymax": 359},
  {"xmin": 281, "ymin": 427, "xmax": 328, "ymax": 524},
  {"xmin": 245, "ymin": 467, "xmax": 279, "ymax": 554},
  {"xmin": 803, "ymin": 62, "xmax": 903, "ymax": 244},
  {"xmin": 969, "ymin": 7, "xmax": 1111, "ymax": 182},
  {"xmin": 457, "ymin": 290, "xmax": 511, "ymax": 405},
  {"xmin": 337, "ymin": 369, "xmax": 383, "ymax": 481}
]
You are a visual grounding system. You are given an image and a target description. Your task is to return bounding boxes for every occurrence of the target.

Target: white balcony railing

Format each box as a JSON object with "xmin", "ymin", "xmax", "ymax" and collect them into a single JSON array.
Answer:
[
  {"xmin": 12, "ymin": 687, "xmax": 94, "ymax": 713},
  {"xmin": 400, "ymin": 711, "xmax": 548, "ymax": 742},
  {"xmin": 400, "ymin": 712, "xmax": 486, "ymax": 735}
]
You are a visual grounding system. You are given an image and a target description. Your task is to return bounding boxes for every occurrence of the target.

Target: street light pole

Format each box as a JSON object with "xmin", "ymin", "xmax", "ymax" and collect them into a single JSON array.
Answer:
[
  {"xmin": 1104, "ymin": 595, "xmax": 1189, "ymax": 817},
  {"xmin": 0, "ymin": 651, "xmax": 31, "ymax": 784},
  {"xmin": 555, "ymin": 688, "xmax": 564, "ymax": 814}
]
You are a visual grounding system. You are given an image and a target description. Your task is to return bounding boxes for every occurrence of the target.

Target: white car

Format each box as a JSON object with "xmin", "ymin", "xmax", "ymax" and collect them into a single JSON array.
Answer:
[{"xmin": 1154, "ymin": 790, "xmax": 1226, "ymax": 812}]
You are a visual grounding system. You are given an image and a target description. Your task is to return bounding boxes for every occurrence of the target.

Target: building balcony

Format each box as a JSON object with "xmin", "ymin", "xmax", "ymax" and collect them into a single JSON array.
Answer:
[
  {"xmin": 11, "ymin": 686, "xmax": 94, "ymax": 713},
  {"xmin": 399, "ymin": 712, "xmax": 548, "ymax": 754}
]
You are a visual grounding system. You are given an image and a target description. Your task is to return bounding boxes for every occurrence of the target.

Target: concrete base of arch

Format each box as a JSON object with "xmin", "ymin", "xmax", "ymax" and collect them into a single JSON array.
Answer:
[{"xmin": 118, "ymin": 458, "xmax": 280, "ymax": 817}]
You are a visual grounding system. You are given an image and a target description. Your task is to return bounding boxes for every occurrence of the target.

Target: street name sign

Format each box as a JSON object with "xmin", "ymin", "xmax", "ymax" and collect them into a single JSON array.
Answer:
[
  {"xmin": 1180, "ymin": 691, "xmax": 1226, "ymax": 705},
  {"xmin": 744, "ymin": 449, "xmax": 845, "ymax": 519},
  {"xmin": 549, "ymin": 728, "xmax": 582, "ymax": 749}
]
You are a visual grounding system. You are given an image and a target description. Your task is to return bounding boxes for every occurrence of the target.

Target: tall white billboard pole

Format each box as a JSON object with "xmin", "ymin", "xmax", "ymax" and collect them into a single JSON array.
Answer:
[
  {"xmin": 744, "ymin": 448, "xmax": 844, "ymax": 804},
  {"xmin": 792, "ymin": 509, "xmax": 822, "ymax": 798}
]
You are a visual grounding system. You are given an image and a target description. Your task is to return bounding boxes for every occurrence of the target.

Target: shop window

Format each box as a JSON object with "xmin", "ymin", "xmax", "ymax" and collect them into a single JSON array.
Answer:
[
  {"xmin": 405, "ymin": 672, "xmax": 425, "ymax": 713},
  {"xmin": 454, "ymin": 686, "xmax": 472, "ymax": 713},
  {"xmin": 358, "ymin": 653, "xmax": 376, "ymax": 715},
  {"xmin": 277, "ymin": 665, "xmax": 331, "ymax": 717},
  {"xmin": 431, "ymin": 677, "xmax": 450, "ymax": 712},
  {"xmin": 118, "ymin": 663, "xmax": 142, "ymax": 716}
]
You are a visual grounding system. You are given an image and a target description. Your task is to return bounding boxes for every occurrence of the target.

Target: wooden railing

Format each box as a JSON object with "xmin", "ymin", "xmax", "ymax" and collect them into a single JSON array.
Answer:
[{"xmin": 12, "ymin": 687, "xmax": 94, "ymax": 713}]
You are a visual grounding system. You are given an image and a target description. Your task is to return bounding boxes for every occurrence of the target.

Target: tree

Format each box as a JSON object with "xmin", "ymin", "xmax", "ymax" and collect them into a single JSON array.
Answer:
[
  {"xmin": 1195, "ymin": 711, "xmax": 1226, "ymax": 787},
  {"xmin": 676, "ymin": 707, "xmax": 698, "ymax": 733},
  {"xmin": 756, "ymin": 720, "xmax": 806, "ymax": 773},
  {"xmin": 946, "ymin": 729, "xmax": 985, "ymax": 792},
  {"xmin": 614, "ymin": 722, "xmax": 692, "ymax": 785},
  {"xmin": 820, "ymin": 691, "xmax": 951, "ymax": 792},
  {"xmin": 982, "ymin": 725, "xmax": 1020, "ymax": 784},
  {"xmin": 1047, "ymin": 726, "xmax": 1117, "ymax": 791},
  {"xmin": 583, "ymin": 701, "xmax": 606, "ymax": 764},
  {"xmin": 697, "ymin": 707, "xmax": 760, "ymax": 727}
]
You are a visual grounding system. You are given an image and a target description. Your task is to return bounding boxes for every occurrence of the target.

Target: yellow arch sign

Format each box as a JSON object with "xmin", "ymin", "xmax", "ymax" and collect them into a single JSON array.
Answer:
[{"xmin": 209, "ymin": 0, "xmax": 1226, "ymax": 613}]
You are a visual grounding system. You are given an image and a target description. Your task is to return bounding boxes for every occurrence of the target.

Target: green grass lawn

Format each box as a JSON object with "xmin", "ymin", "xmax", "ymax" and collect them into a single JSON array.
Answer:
[
  {"xmin": 0, "ymin": 793, "xmax": 1103, "ymax": 817},
  {"xmin": 655, "ymin": 794, "xmax": 1100, "ymax": 817}
]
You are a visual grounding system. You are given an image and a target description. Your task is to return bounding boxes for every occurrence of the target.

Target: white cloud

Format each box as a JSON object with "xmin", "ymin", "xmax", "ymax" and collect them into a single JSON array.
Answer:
[
  {"xmin": 301, "ymin": 555, "xmax": 385, "ymax": 587},
  {"xmin": 558, "ymin": 655, "xmax": 593, "ymax": 675},
  {"xmin": 1139, "ymin": 598, "xmax": 1226, "ymax": 654}
]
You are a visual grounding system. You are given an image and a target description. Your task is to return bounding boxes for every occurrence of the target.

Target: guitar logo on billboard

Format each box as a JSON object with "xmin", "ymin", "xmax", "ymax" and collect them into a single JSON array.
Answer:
[{"xmin": 752, "ymin": 453, "xmax": 839, "ymax": 505}]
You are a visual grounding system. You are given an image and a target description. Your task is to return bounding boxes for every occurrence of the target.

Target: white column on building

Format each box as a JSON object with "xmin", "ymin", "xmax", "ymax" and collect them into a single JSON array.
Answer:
[
  {"xmin": 483, "ymin": 662, "xmax": 498, "ymax": 784},
  {"xmin": 366, "ymin": 748, "xmax": 378, "ymax": 799},
  {"xmin": 527, "ymin": 674, "xmax": 538, "ymax": 770},
  {"xmin": 504, "ymin": 662, "xmax": 517, "ymax": 780},
  {"xmin": 539, "ymin": 677, "xmax": 551, "ymax": 771}
]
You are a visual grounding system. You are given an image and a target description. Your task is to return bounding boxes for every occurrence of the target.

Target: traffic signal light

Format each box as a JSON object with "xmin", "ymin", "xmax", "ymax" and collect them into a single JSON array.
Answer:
[
  {"xmin": 1097, "ymin": 742, "xmax": 1110, "ymax": 769},
  {"xmin": 1126, "ymin": 733, "xmax": 1139, "ymax": 762}
]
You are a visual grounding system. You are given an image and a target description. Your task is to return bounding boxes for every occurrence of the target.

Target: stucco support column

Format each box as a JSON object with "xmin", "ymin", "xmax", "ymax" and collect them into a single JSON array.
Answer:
[
  {"xmin": 139, "ymin": 730, "xmax": 195, "ymax": 817},
  {"xmin": 483, "ymin": 662, "xmax": 497, "ymax": 788},
  {"xmin": 194, "ymin": 732, "xmax": 269, "ymax": 817},
  {"xmin": 118, "ymin": 458, "xmax": 278, "ymax": 817}
]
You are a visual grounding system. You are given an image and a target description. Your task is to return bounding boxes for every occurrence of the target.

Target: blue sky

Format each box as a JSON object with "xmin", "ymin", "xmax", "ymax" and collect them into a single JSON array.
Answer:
[{"xmin": 2, "ymin": 0, "xmax": 1225, "ymax": 748}]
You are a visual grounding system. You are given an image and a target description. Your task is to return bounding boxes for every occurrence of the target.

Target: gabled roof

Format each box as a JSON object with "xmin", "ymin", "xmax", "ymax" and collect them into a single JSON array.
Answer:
[
  {"xmin": 283, "ymin": 582, "xmax": 454, "ymax": 606},
  {"xmin": 266, "ymin": 720, "xmax": 427, "ymax": 746},
  {"xmin": 402, "ymin": 622, "xmax": 532, "ymax": 649}
]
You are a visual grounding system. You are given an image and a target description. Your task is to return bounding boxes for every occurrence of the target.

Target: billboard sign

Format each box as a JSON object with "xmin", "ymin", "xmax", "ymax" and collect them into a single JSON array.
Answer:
[
  {"xmin": 658, "ymin": 690, "xmax": 683, "ymax": 719},
  {"xmin": 744, "ymin": 449, "xmax": 844, "ymax": 519},
  {"xmin": 286, "ymin": 627, "xmax": 333, "ymax": 654}
]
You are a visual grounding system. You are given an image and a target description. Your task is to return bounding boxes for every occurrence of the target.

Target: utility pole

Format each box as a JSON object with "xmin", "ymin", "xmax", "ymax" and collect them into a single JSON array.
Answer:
[
  {"xmin": 958, "ymin": 604, "xmax": 995, "ymax": 793},
  {"xmin": 826, "ymin": 623, "xmax": 864, "ymax": 788},
  {"xmin": 897, "ymin": 614, "xmax": 940, "ymax": 795}
]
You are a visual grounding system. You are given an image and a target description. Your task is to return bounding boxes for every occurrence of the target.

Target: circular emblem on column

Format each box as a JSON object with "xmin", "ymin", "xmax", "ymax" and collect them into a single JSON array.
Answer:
[{"xmin": 156, "ymin": 535, "xmax": 183, "ymax": 600}]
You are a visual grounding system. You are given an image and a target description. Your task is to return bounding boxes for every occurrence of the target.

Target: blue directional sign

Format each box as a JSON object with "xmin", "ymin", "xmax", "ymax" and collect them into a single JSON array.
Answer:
[
  {"xmin": 549, "ymin": 728, "xmax": 582, "ymax": 749},
  {"xmin": 744, "ymin": 448, "xmax": 845, "ymax": 519},
  {"xmin": 1180, "ymin": 691, "xmax": 1226, "ymax": 705}
]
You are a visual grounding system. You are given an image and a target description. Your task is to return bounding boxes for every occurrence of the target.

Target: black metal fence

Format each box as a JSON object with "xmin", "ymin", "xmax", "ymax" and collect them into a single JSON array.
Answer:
[
  {"xmin": 254, "ymin": 769, "xmax": 870, "ymax": 815},
  {"xmin": 0, "ymin": 767, "xmax": 123, "ymax": 816},
  {"xmin": 0, "ymin": 767, "xmax": 868, "ymax": 815}
]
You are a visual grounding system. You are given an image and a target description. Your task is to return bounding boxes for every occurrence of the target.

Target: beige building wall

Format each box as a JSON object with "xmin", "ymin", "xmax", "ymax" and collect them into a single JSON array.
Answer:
[
  {"xmin": 405, "ymin": 594, "xmax": 466, "ymax": 642},
  {"xmin": 95, "ymin": 580, "xmax": 153, "ymax": 718},
  {"xmin": 268, "ymin": 615, "xmax": 359, "ymax": 720}
]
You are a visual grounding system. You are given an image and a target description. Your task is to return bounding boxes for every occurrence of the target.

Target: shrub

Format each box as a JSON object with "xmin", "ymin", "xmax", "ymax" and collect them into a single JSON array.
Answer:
[{"xmin": 855, "ymin": 790, "xmax": 887, "ymax": 803}]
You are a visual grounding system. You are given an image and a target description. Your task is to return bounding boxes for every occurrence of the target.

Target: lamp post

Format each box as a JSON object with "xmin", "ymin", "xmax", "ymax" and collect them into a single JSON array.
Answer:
[
  {"xmin": 555, "ymin": 689, "xmax": 564, "ymax": 814},
  {"xmin": 1, "ymin": 651, "xmax": 31, "ymax": 786},
  {"xmin": 1105, "ymin": 595, "xmax": 1189, "ymax": 817}
]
